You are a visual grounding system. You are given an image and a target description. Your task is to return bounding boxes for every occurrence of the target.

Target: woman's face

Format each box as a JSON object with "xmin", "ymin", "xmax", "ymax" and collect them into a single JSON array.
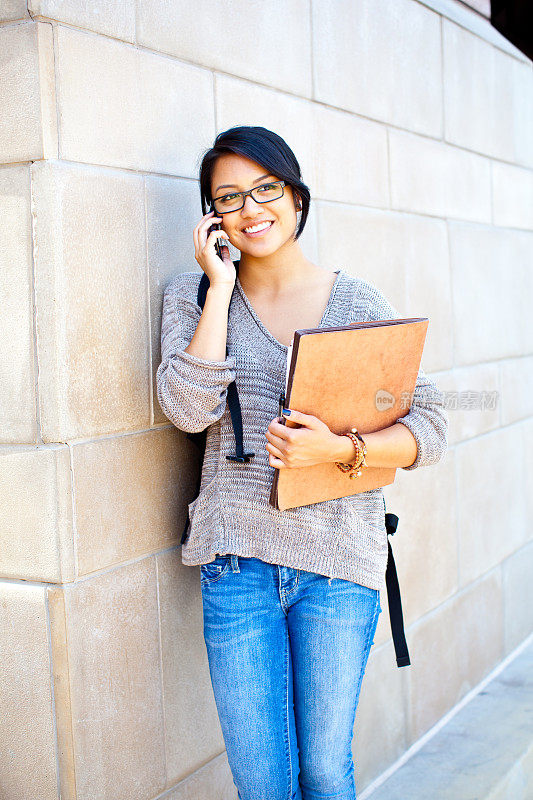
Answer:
[{"xmin": 210, "ymin": 153, "xmax": 300, "ymax": 258}]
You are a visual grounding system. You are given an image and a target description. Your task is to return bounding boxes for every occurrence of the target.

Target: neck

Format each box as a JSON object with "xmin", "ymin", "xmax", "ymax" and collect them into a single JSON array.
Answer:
[{"xmin": 237, "ymin": 245, "xmax": 327, "ymax": 296}]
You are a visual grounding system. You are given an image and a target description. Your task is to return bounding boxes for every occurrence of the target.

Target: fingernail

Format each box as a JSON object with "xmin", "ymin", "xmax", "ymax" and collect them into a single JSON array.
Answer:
[{"xmin": 282, "ymin": 408, "xmax": 291, "ymax": 416}]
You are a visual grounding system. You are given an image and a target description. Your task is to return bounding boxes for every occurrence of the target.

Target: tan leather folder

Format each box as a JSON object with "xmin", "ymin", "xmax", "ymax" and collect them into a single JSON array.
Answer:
[{"xmin": 269, "ymin": 317, "xmax": 429, "ymax": 511}]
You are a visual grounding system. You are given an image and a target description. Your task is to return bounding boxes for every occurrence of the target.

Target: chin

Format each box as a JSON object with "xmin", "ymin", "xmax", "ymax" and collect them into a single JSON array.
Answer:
[
  {"xmin": 240, "ymin": 238, "xmax": 280, "ymax": 254},
  {"xmin": 247, "ymin": 246, "xmax": 282, "ymax": 258}
]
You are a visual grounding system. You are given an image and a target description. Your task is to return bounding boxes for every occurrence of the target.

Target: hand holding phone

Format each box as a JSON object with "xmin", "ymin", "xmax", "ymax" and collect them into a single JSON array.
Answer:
[
  {"xmin": 210, "ymin": 214, "xmax": 226, "ymax": 262},
  {"xmin": 193, "ymin": 208, "xmax": 236, "ymax": 288}
]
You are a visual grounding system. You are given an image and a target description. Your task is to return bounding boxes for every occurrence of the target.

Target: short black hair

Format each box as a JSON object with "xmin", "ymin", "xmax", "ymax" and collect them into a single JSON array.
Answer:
[{"xmin": 198, "ymin": 125, "xmax": 310, "ymax": 241}]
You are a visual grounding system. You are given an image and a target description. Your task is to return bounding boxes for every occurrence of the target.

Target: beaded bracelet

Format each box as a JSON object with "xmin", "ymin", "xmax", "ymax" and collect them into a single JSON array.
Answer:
[
  {"xmin": 347, "ymin": 429, "xmax": 368, "ymax": 478},
  {"xmin": 342, "ymin": 432, "xmax": 365, "ymax": 478},
  {"xmin": 335, "ymin": 427, "xmax": 368, "ymax": 479},
  {"xmin": 340, "ymin": 431, "xmax": 367, "ymax": 479},
  {"xmin": 335, "ymin": 432, "xmax": 362, "ymax": 471}
]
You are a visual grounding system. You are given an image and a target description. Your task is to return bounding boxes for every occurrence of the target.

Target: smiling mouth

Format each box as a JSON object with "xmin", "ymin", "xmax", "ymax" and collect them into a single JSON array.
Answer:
[{"xmin": 242, "ymin": 221, "xmax": 275, "ymax": 237}]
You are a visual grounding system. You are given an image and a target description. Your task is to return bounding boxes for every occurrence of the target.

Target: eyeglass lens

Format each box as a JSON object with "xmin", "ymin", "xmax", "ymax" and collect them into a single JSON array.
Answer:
[{"xmin": 213, "ymin": 182, "xmax": 284, "ymax": 213}]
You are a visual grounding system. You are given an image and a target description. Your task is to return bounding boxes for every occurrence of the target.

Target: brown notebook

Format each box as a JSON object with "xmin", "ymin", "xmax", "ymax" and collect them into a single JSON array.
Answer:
[{"xmin": 269, "ymin": 317, "xmax": 429, "ymax": 511}]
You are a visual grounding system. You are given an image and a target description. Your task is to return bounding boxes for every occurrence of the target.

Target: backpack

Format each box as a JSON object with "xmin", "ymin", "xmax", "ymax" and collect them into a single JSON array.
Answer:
[{"xmin": 180, "ymin": 266, "xmax": 410, "ymax": 668}]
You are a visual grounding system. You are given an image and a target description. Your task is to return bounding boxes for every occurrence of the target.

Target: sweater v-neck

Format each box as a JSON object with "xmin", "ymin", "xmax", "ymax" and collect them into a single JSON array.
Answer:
[{"xmin": 235, "ymin": 268, "xmax": 344, "ymax": 352}]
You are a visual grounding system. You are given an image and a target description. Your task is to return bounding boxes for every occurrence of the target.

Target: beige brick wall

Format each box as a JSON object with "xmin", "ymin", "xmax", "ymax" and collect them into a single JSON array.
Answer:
[{"xmin": 0, "ymin": 1, "xmax": 531, "ymax": 798}]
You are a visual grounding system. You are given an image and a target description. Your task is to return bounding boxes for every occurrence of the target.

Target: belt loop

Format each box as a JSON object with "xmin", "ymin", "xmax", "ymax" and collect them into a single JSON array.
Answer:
[{"xmin": 230, "ymin": 554, "xmax": 240, "ymax": 573}]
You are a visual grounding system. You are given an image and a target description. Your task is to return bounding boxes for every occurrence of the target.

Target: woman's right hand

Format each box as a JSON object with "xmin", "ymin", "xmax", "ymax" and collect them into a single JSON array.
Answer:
[{"xmin": 193, "ymin": 210, "xmax": 236, "ymax": 289}]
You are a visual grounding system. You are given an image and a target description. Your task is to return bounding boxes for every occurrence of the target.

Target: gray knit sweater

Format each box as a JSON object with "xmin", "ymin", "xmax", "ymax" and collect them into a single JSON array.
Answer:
[{"xmin": 156, "ymin": 268, "xmax": 448, "ymax": 591}]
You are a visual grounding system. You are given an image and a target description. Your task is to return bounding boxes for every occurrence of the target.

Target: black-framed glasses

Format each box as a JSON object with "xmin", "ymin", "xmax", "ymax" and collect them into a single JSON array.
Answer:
[{"xmin": 212, "ymin": 180, "xmax": 286, "ymax": 214}]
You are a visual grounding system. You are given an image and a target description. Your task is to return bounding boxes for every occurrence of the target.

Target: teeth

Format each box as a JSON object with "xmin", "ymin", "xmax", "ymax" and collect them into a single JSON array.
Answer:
[{"xmin": 243, "ymin": 221, "xmax": 272, "ymax": 233}]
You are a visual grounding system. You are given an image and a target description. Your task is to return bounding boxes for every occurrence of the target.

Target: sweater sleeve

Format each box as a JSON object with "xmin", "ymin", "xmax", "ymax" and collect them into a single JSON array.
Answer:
[
  {"xmin": 155, "ymin": 274, "xmax": 237, "ymax": 434},
  {"xmin": 359, "ymin": 278, "xmax": 449, "ymax": 471}
]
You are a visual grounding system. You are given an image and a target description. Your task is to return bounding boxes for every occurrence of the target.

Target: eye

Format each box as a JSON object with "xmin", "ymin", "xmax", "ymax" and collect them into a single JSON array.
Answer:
[
  {"xmin": 257, "ymin": 183, "xmax": 278, "ymax": 192},
  {"xmin": 219, "ymin": 192, "xmax": 240, "ymax": 203}
]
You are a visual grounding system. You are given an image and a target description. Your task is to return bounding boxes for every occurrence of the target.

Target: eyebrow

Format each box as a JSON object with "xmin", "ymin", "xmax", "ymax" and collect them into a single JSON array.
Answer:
[{"xmin": 214, "ymin": 174, "xmax": 276, "ymax": 194}]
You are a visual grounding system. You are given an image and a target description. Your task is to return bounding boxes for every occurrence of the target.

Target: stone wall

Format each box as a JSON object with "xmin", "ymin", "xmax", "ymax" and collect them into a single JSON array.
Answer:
[{"xmin": 1, "ymin": 1, "xmax": 531, "ymax": 798}]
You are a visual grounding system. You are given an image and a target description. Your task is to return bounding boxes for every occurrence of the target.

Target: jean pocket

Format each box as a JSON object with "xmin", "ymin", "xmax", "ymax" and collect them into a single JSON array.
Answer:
[{"xmin": 200, "ymin": 554, "xmax": 230, "ymax": 585}]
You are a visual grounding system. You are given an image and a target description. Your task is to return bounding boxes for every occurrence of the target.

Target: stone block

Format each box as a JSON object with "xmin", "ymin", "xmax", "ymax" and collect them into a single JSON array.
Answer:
[
  {"xmin": 312, "ymin": 0, "xmax": 442, "ymax": 136},
  {"xmin": 433, "ymin": 362, "xmax": 500, "ymax": 445},
  {"xmin": 163, "ymin": 752, "xmax": 237, "ymax": 800},
  {"xmin": 389, "ymin": 129, "xmax": 491, "ymax": 222},
  {"xmin": 449, "ymin": 221, "xmax": 533, "ymax": 364},
  {"xmin": 73, "ymin": 427, "xmax": 195, "ymax": 576},
  {"xmin": 0, "ymin": 164, "xmax": 37, "ymax": 443},
  {"xmin": 0, "ymin": 582, "xmax": 57, "ymax": 800},
  {"xmin": 499, "ymin": 355, "xmax": 533, "ymax": 426},
  {"xmin": 137, "ymin": 0, "xmax": 312, "ymax": 97},
  {"xmin": 526, "ymin": 419, "xmax": 533, "ymax": 539},
  {"xmin": 443, "ymin": 18, "xmax": 533, "ymax": 165},
  {"xmin": 55, "ymin": 25, "xmax": 215, "ymax": 174},
  {"xmin": 0, "ymin": 444, "xmax": 74, "ymax": 582},
  {"xmin": 29, "ymin": 0, "xmax": 135, "ymax": 42},
  {"xmin": 502, "ymin": 539, "xmax": 533, "ymax": 654},
  {"xmin": 407, "ymin": 568, "xmax": 503, "ymax": 742},
  {"xmin": 313, "ymin": 105, "xmax": 388, "ymax": 208},
  {"xmin": 31, "ymin": 160, "xmax": 150, "ymax": 440},
  {"xmin": 0, "ymin": 21, "xmax": 57, "ymax": 163},
  {"xmin": 0, "ymin": 0, "xmax": 29, "ymax": 21},
  {"xmin": 492, "ymin": 161, "xmax": 533, "ymax": 231},
  {"xmin": 58, "ymin": 558, "xmax": 166, "ymax": 800},
  {"xmin": 456, "ymin": 425, "xmax": 527, "ymax": 586}
]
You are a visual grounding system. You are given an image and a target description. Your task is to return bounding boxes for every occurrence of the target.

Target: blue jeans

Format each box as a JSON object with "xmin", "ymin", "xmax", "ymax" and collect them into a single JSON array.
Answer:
[{"xmin": 200, "ymin": 554, "xmax": 382, "ymax": 800}]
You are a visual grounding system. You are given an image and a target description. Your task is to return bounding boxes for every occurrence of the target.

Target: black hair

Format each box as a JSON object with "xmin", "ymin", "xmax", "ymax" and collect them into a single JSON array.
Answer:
[{"xmin": 198, "ymin": 125, "xmax": 310, "ymax": 241}]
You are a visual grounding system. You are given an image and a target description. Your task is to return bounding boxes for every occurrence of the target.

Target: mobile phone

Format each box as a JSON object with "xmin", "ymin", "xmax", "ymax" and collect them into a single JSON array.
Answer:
[{"xmin": 209, "ymin": 204, "xmax": 225, "ymax": 260}]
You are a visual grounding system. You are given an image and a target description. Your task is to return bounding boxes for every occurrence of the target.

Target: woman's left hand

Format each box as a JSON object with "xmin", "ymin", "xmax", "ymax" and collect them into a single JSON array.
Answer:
[{"xmin": 265, "ymin": 409, "xmax": 339, "ymax": 469}]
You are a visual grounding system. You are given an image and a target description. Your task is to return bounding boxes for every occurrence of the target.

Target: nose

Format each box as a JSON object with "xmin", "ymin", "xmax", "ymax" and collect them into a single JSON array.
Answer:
[{"xmin": 241, "ymin": 193, "xmax": 261, "ymax": 214}]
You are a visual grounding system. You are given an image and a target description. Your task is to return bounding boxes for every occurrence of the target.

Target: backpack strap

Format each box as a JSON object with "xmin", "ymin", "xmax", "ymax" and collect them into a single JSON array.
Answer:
[
  {"xmin": 384, "ymin": 509, "xmax": 411, "ymax": 667},
  {"xmin": 196, "ymin": 266, "xmax": 255, "ymax": 463},
  {"xmin": 226, "ymin": 382, "xmax": 255, "ymax": 462}
]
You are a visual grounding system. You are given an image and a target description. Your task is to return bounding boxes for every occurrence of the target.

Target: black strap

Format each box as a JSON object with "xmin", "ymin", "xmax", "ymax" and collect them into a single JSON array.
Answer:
[
  {"xmin": 226, "ymin": 381, "xmax": 255, "ymax": 462},
  {"xmin": 384, "ymin": 512, "xmax": 411, "ymax": 667},
  {"xmin": 196, "ymin": 266, "xmax": 254, "ymax": 464},
  {"xmin": 196, "ymin": 269, "xmax": 210, "ymax": 309}
]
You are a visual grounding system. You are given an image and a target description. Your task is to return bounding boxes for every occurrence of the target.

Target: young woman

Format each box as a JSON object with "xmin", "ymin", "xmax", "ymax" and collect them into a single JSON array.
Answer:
[{"xmin": 156, "ymin": 125, "xmax": 448, "ymax": 800}]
